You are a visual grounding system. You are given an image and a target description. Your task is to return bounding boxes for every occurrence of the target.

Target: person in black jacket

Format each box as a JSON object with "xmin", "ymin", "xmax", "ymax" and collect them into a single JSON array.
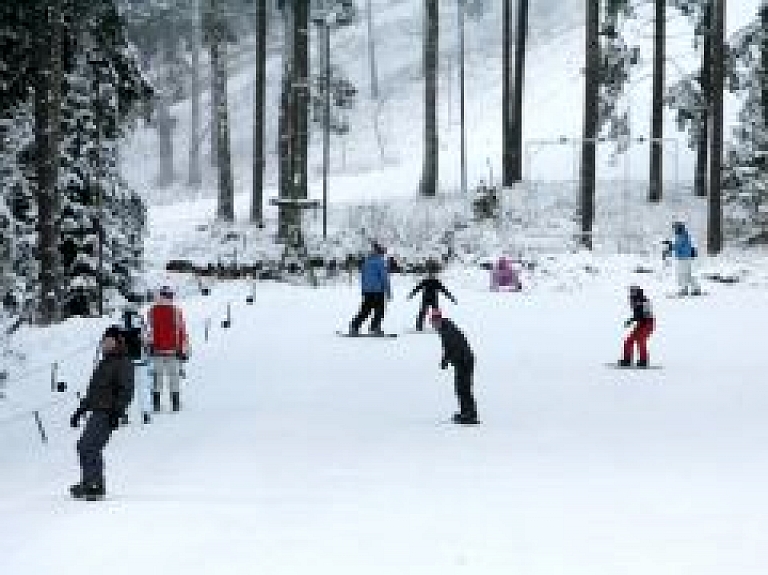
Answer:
[
  {"xmin": 429, "ymin": 309, "xmax": 478, "ymax": 424},
  {"xmin": 69, "ymin": 325, "xmax": 135, "ymax": 500},
  {"xmin": 407, "ymin": 265, "xmax": 457, "ymax": 331}
]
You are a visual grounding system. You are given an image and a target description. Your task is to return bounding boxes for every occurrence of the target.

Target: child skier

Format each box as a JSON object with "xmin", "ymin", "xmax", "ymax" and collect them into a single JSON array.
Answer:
[
  {"xmin": 146, "ymin": 286, "xmax": 189, "ymax": 412},
  {"xmin": 429, "ymin": 309, "xmax": 478, "ymax": 424},
  {"xmin": 407, "ymin": 261, "xmax": 457, "ymax": 331},
  {"xmin": 69, "ymin": 326, "xmax": 134, "ymax": 500},
  {"xmin": 619, "ymin": 285, "xmax": 655, "ymax": 368}
]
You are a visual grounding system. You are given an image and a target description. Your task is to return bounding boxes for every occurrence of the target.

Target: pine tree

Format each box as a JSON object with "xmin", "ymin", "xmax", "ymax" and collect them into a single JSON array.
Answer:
[{"xmin": 420, "ymin": 0, "xmax": 439, "ymax": 198}]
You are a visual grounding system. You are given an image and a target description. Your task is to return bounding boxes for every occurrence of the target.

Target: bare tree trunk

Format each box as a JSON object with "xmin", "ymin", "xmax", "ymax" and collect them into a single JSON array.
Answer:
[
  {"xmin": 34, "ymin": 0, "xmax": 64, "ymax": 325},
  {"xmin": 252, "ymin": 0, "xmax": 267, "ymax": 226},
  {"xmin": 278, "ymin": 1, "xmax": 298, "ymax": 239},
  {"xmin": 420, "ymin": 0, "xmax": 439, "ymax": 197},
  {"xmin": 649, "ymin": 0, "xmax": 665, "ymax": 202},
  {"xmin": 707, "ymin": 0, "xmax": 724, "ymax": 254},
  {"xmin": 695, "ymin": 2, "xmax": 711, "ymax": 198},
  {"xmin": 189, "ymin": 0, "xmax": 203, "ymax": 189},
  {"xmin": 503, "ymin": 0, "xmax": 512, "ymax": 185},
  {"xmin": 509, "ymin": 0, "xmax": 529, "ymax": 184},
  {"xmin": 293, "ymin": 0, "xmax": 309, "ymax": 201},
  {"xmin": 580, "ymin": 0, "xmax": 599, "ymax": 250},
  {"xmin": 155, "ymin": 102, "xmax": 175, "ymax": 187},
  {"xmin": 366, "ymin": 0, "xmax": 379, "ymax": 99},
  {"xmin": 210, "ymin": 27, "xmax": 234, "ymax": 221}
]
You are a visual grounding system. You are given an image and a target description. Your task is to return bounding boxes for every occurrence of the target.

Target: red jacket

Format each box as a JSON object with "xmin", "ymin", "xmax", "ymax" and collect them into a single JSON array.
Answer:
[{"xmin": 147, "ymin": 303, "xmax": 188, "ymax": 355}]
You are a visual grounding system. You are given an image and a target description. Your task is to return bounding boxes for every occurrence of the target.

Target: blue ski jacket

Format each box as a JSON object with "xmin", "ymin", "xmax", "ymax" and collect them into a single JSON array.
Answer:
[
  {"xmin": 672, "ymin": 228, "xmax": 696, "ymax": 259},
  {"xmin": 360, "ymin": 254, "xmax": 391, "ymax": 297}
]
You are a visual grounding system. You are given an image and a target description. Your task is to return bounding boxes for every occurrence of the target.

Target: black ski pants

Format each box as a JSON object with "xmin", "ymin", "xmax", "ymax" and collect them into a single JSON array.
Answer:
[
  {"xmin": 351, "ymin": 292, "xmax": 386, "ymax": 332},
  {"xmin": 453, "ymin": 358, "xmax": 477, "ymax": 418},
  {"xmin": 76, "ymin": 410, "xmax": 113, "ymax": 486}
]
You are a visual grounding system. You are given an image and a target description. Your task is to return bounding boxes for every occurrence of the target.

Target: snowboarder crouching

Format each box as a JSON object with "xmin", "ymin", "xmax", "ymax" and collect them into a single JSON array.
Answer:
[
  {"xmin": 429, "ymin": 309, "xmax": 478, "ymax": 424},
  {"xmin": 619, "ymin": 286, "xmax": 655, "ymax": 368},
  {"xmin": 408, "ymin": 264, "xmax": 457, "ymax": 331},
  {"xmin": 69, "ymin": 325, "xmax": 135, "ymax": 501}
]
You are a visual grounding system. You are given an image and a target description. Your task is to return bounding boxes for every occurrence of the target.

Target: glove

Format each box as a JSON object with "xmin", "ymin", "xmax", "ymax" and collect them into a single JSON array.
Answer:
[
  {"xmin": 624, "ymin": 319, "xmax": 634, "ymax": 328},
  {"xmin": 108, "ymin": 411, "xmax": 121, "ymax": 430},
  {"xmin": 451, "ymin": 297, "xmax": 458, "ymax": 305},
  {"xmin": 70, "ymin": 407, "xmax": 85, "ymax": 429},
  {"xmin": 177, "ymin": 351, "xmax": 189, "ymax": 362},
  {"xmin": 440, "ymin": 358, "xmax": 449, "ymax": 370}
]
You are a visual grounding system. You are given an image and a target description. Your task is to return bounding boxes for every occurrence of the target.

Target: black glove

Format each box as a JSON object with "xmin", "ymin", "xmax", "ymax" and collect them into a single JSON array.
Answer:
[
  {"xmin": 624, "ymin": 319, "xmax": 634, "ymax": 328},
  {"xmin": 70, "ymin": 407, "xmax": 85, "ymax": 429},
  {"xmin": 177, "ymin": 351, "xmax": 189, "ymax": 362},
  {"xmin": 440, "ymin": 358, "xmax": 449, "ymax": 370},
  {"xmin": 108, "ymin": 411, "xmax": 121, "ymax": 430}
]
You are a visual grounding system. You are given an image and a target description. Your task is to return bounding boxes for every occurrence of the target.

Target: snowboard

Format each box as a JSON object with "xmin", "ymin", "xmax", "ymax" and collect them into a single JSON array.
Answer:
[
  {"xmin": 336, "ymin": 331, "xmax": 398, "ymax": 338},
  {"xmin": 665, "ymin": 291, "xmax": 708, "ymax": 299},
  {"xmin": 605, "ymin": 362, "xmax": 663, "ymax": 370}
]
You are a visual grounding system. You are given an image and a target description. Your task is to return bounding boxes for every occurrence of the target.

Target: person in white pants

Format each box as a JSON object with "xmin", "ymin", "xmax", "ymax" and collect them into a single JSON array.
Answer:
[{"xmin": 664, "ymin": 221, "xmax": 702, "ymax": 296}]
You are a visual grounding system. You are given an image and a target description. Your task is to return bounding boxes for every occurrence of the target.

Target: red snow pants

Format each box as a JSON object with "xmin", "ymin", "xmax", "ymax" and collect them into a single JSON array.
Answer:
[{"xmin": 623, "ymin": 318, "xmax": 655, "ymax": 363}]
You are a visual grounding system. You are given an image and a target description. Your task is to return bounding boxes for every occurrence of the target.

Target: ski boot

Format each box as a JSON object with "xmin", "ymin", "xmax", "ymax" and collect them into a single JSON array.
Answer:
[
  {"xmin": 70, "ymin": 481, "xmax": 105, "ymax": 501},
  {"xmin": 171, "ymin": 392, "xmax": 181, "ymax": 412},
  {"xmin": 618, "ymin": 358, "xmax": 632, "ymax": 368},
  {"xmin": 636, "ymin": 359, "xmax": 649, "ymax": 368},
  {"xmin": 69, "ymin": 482, "xmax": 86, "ymax": 499},
  {"xmin": 452, "ymin": 412, "xmax": 479, "ymax": 425},
  {"xmin": 369, "ymin": 327, "xmax": 384, "ymax": 336}
]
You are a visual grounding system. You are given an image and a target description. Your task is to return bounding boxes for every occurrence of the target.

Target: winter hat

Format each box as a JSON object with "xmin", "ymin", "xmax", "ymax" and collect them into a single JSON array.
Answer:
[
  {"xmin": 158, "ymin": 285, "xmax": 174, "ymax": 299},
  {"xmin": 103, "ymin": 325, "xmax": 124, "ymax": 341},
  {"xmin": 673, "ymin": 221, "xmax": 686, "ymax": 233},
  {"xmin": 372, "ymin": 242, "xmax": 386, "ymax": 255},
  {"xmin": 629, "ymin": 285, "xmax": 643, "ymax": 298}
]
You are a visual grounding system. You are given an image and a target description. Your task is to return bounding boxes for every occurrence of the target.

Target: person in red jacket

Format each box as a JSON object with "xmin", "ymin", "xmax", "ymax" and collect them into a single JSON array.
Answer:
[
  {"xmin": 619, "ymin": 285, "xmax": 655, "ymax": 368},
  {"xmin": 146, "ymin": 286, "xmax": 188, "ymax": 412}
]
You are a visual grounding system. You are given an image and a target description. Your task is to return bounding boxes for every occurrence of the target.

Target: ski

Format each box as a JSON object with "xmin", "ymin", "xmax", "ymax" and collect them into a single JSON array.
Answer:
[{"xmin": 336, "ymin": 331, "xmax": 398, "ymax": 338}]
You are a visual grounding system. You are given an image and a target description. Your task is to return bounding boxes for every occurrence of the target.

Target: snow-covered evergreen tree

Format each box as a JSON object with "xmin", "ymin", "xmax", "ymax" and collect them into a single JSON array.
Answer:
[{"xmin": 723, "ymin": 3, "xmax": 768, "ymax": 242}]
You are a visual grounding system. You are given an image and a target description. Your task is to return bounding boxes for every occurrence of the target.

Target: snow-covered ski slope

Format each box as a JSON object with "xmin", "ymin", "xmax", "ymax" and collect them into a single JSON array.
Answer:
[{"xmin": 2, "ymin": 259, "xmax": 768, "ymax": 574}]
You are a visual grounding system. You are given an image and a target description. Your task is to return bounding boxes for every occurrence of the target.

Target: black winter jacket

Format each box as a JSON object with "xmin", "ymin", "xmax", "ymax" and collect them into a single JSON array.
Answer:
[
  {"xmin": 409, "ymin": 278, "xmax": 456, "ymax": 306},
  {"xmin": 80, "ymin": 351, "xmax": 135, "ymax": 414},
  {"xmin": 437, "ymin": 319, "xmax": 474, "ymax": 366}
]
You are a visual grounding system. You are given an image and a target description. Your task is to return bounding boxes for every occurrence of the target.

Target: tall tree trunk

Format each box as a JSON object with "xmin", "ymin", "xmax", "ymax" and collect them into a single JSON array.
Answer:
[
  {"xmin": 210, "ymin": 27, "xmax": 234, "ymax": 221},
  {"xmin": 649, "ymin": 0, "xmax": 665, "ymax": 202},
  {"xmin": 155, "ymin": 102, "xmax": 175, "ymax": 187},
  {"xmin": 509, "ymin": 0, "xmax": 529, "ymax": 184},
  {"xmin": 278, "ymin": 1, "xmax": 298, "ymax": 239},
  {"xmin": 189, "ymin": 0, "xmax": 203, "ymax": 189},
  {"xmin": 694, "ymin": 2, "xmax": 712, "ymax": 199},
  {"xmin": 293, "ymin": 0, "xmax": 309, "ymax": 201},
  {"xmin": 707, "ymin": 0, "xmax": 724, "ymax": 255},
  {"xmin": 580, "ymin": 0, "xmax": 599, "ymax": 249},
  {"xmin": 366, "ymin": 0, "xmax": 379, "ymax": 99},
  {"xmin": 503, "ymin": 0, "xmax": 512, "ymax": 185},
  {"xmin": 420, "ymin": 0, "xmax": 439, "ymax": 197},
  {"xmin": 34, "ymin": 0, "xmax": 64, "ymax": 325},
  {"xmin": 252, "ymin": 0, "xmax": 267, "ymax": 226}
]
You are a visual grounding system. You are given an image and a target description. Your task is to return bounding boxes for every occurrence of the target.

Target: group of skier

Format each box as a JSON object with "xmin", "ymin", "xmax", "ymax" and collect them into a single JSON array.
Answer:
[
  {"xmin": 66, "ymin": 220, "xmax": 700, "ymax": 500},
  {"xmin": 69, "ymin": 286, "xmax": 188, "ymax": 501}
]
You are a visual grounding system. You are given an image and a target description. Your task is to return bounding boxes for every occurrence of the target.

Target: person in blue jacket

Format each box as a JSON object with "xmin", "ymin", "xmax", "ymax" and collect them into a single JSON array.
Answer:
[
  {"xmin": 663, "ymin": 221, "xmax": 701, "ymax": 296},
  {"xmin": 349, "ymin": 242, "xmax": 392, "ymax": 334}
]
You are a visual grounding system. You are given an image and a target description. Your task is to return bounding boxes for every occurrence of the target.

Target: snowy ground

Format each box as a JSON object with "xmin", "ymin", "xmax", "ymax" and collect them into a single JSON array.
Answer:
[{"xmin": 2, "ymin": 258, "xmax": 768, "ymax": 574}]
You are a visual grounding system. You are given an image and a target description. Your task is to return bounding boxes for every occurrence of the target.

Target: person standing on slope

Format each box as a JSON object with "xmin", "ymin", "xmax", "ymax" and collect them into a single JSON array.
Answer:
[
  {"xmin": 120, "ymin": 304, "xmax": 152, "ymax": 424},
  {"xmin": 429, "ymin": 309, "xmax": 478, "ymax": 425},
  {"xmin": 349, "ymin": 242, "xmax": 392, "ymax": 335},
  {"xmin": 663, "ymin": 221, "xmax": 702, "ymax": 296},
  {"xmin": 408, "ymin": 260, "xmax": 457, "ymax": 331},
  {"xmin": 146, "ymin": 286, "xmax": 189, "ymax": 412},
  {"xmin": 69, "ymin": 326, "xmax": 134, "ymax": 500},
  {"xmin": 619, "ymin": 285, "xmax": 655, "ymax": 368}
]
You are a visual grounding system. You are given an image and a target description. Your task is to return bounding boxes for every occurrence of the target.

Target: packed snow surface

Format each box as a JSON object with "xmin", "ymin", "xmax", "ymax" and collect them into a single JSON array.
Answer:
[{"xmin": 1, "ymin": 255, "xmax": 767, "ymax": 574}]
